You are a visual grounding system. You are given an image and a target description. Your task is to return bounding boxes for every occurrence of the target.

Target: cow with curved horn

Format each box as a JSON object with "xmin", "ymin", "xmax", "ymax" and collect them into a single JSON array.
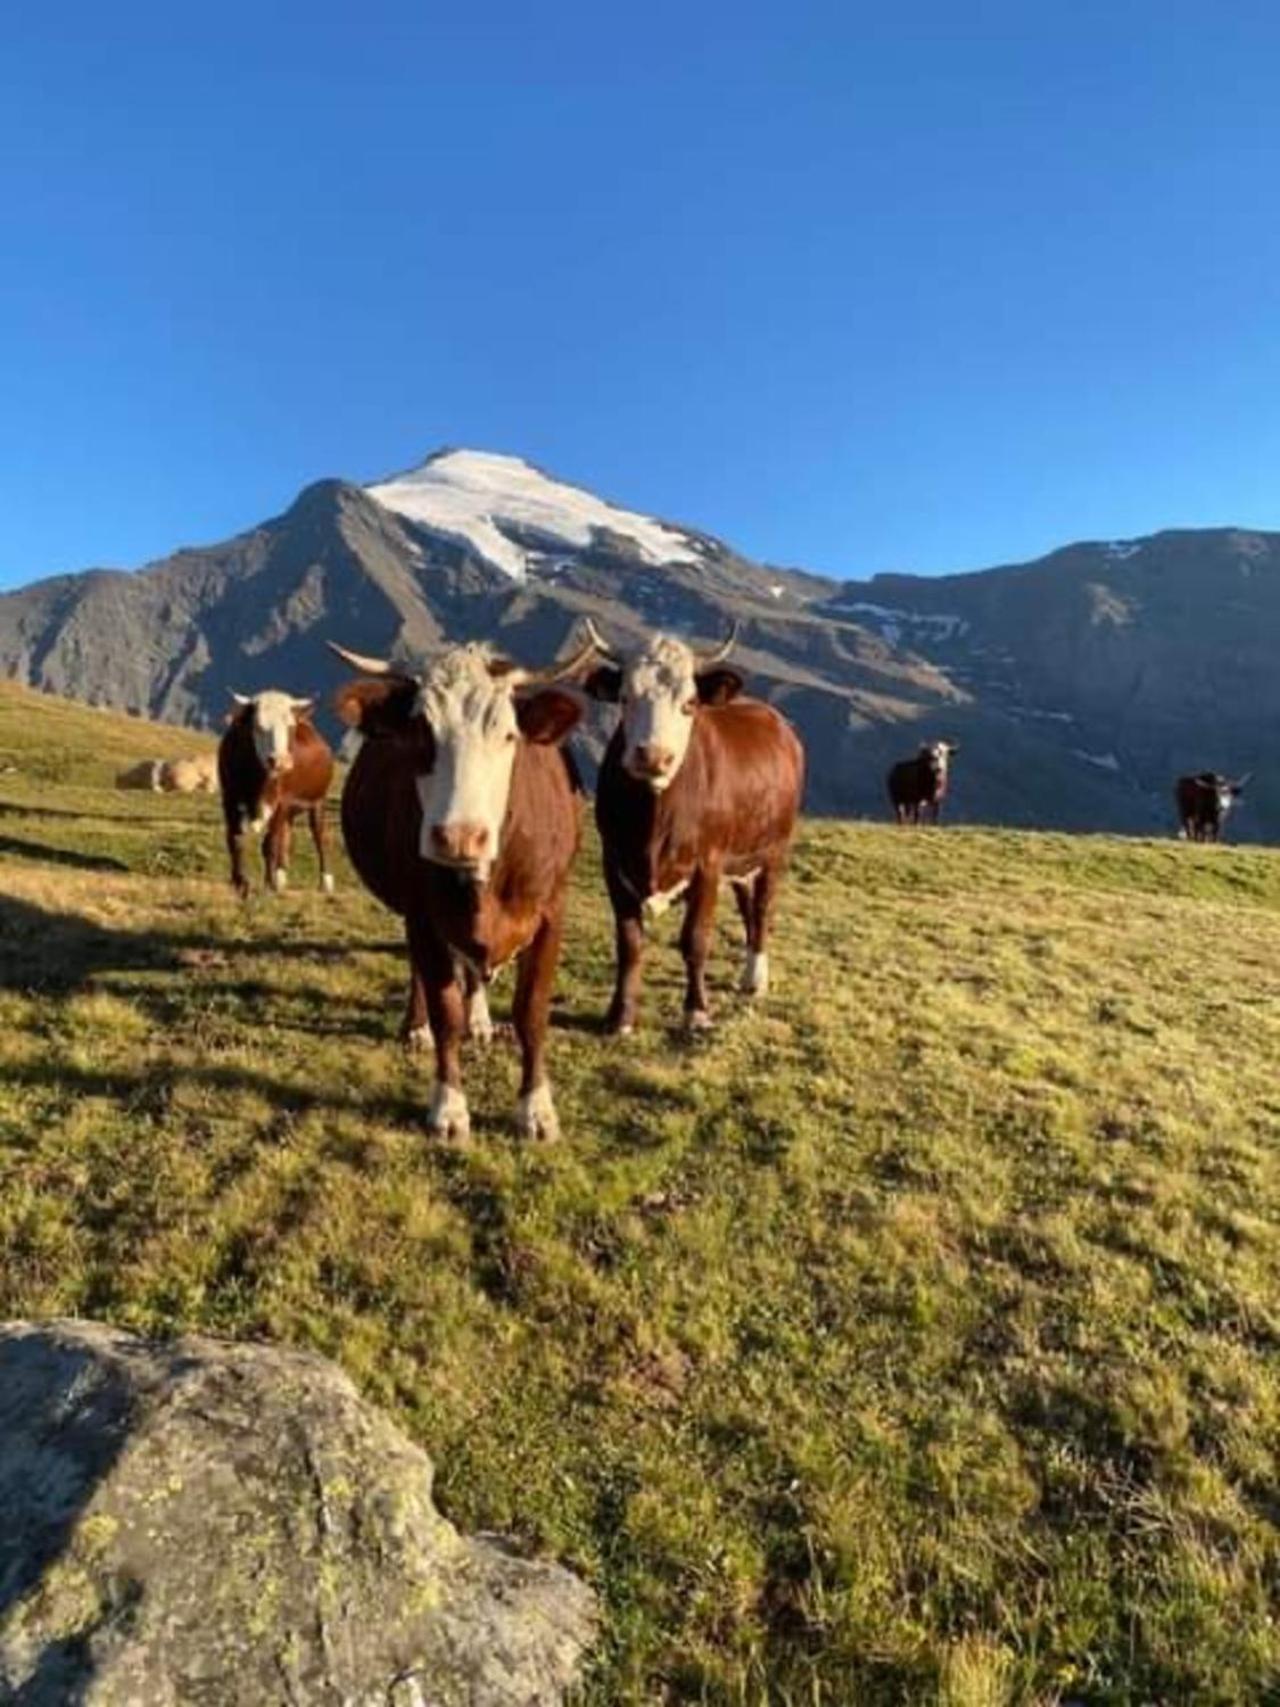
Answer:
[
  {"xmin": 1175, "ymin": 771, "xmax": 1251, "ymax": 842},
  {"xmin": 331, "ymin": 629, "xmax": 598, "ymax": 1142},
  {"xmin": 217, "ymin": 690, "xmax": 335, "ymax": 898},
  {"xmin": 582, "ymin": 619, "xmax": 805, "ymax": 1034}
]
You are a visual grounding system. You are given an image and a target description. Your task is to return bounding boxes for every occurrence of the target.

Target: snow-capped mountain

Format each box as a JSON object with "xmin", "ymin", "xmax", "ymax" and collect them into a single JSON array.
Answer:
[
  {"xmin": 367, "ymin": 449, "xmax": 703, "ymax": 582},
  {"xmin": 0, "ymin": 451, "xmax": 1275, "ymax": 832}
]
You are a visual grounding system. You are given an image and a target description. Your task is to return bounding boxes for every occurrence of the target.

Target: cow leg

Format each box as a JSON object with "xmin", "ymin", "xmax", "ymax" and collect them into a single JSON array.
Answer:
[
  {"xmin": 264, "ymin": 808, "xmax": 292, "ymax": 893},
  {"xmin": 739, "ymin": 864, "xmax": 777, "ymax": 998},
  {"xmin": 680, "ymin": 867, "xmax": 719, "ymax": 1031},
  {"xmin": 604, "ymin": 867, "xmax": 646, "ymax": 1035},
  {"xmin": 308, "ymin": 801, "xmax": 335, "ymax": 895},
  {"xmin": 731, "ymin": 879, "xmax": 753, "ymax": 944},
  {"xmin": 512, "ymin": 914, "xmax": 564, "ymax": 1141},
  {"xmin": 224, "ymin": 809, "xmax": 250, "ymax": 900},
  {"xmin": 400, "ymin": 934, "xmax": 429, "ymax": 1051},
  {"xmin": 464, "ymin": 961, "xmax": 495, "ymax": 1046},
  {"xmin": 408, "ymin": 917, "xmax": 469, "ymax": 1140}
]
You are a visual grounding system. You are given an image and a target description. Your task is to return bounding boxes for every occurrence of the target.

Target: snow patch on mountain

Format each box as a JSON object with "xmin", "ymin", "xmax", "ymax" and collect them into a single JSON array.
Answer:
[
  {"xmin": 366, "ymin": 449, "xmax": 701, "ymax": 581},
  {"xmin": 837, "ymin": 601, "xmax": 969, "ymax": 645}
]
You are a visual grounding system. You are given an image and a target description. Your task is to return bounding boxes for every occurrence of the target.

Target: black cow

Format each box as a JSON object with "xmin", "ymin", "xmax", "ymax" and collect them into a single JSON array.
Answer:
[
  {"xmin": 1175, "ymin": 772, "xmax": 1249, "ymax": 842},
  {"xmin": 887, "ymin": 741, "xmax": 958, "ymax": 825}
]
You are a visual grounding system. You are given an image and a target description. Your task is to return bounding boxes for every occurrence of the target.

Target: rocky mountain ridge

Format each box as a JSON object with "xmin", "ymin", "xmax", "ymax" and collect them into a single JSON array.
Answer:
[{"xmin": 1, "ymin": 451, "xmax": 1273, "ymax": 834}]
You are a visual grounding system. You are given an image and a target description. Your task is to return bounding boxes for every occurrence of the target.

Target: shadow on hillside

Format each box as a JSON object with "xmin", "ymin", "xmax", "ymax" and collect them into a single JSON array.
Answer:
[
  {"xmin": 0, "ymin": 892, "xmax": 402, "ymax": 998},
  {"xmin": 0, "ymin": 834, "xmax": 129, "ymax": 873},
  {"xmin": 0, "ymin": 797, "xmax": 207, "ymax": 827},
  {"xmin": 0, "ymin": 1055, "xmax": 426, "ymax": 1133}
]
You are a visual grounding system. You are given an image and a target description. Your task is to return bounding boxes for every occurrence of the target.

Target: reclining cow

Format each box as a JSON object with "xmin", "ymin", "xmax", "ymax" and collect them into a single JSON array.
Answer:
[
  {"xmin": 218, "ymin": 691, "xmax": 335, "ymax": 897},
  {"xmin": 583, "ymin": 620, "xmax": 805, "ymax": 1034},
  {"xmin": 330, "ymin": 630, "xmax": 597, "ymax": 1142}
]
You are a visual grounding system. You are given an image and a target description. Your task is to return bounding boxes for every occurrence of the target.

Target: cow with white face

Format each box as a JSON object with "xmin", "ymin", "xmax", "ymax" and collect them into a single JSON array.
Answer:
[
  {"xmin": 1176, "ymin": 771, "xmax": 1250, "ymax": 842},
  {"xmin": 331, "ymin": 632, "xmax": 597, "ymax": 1142},
  {"xmin": 410, "ymin": 650, "xmax": 526, "ymax": 878},
  {"xmin": 887, "ymin": 740, "xmax": 960, "ymax": 826},
  {"xmin": 217, "ymin": 690, "xmax": 336, "ymax": 897},
  {"xmin": 233, "ymin": 691, "xmax": 311, "ymax": 796},
  {"xmin": 584, "ymin": 620, "xmax": 806, "ymax": 1034}
]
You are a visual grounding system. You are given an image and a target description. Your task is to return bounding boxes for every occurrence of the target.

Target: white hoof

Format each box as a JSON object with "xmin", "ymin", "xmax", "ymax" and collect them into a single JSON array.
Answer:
[
  {"xmin": 321, "ymin": 872, "xmax": 335, "ymax": 896},
  {"xmin": 468, "ymin": 984, "xmax": 495, "ymax": 1046},
  {"xmin": 740, "ymin": 950, "xmax": 769, "ymax": 997},
  {"xmin": 428, "ymin": 1082, "xmax": 470, "ymax": 1141},
  {"xmin": 271, "ymin": 867, "xmax": 288, "ymax": 894},
  {"xmin": 684, "ymin": 1008, "xmax": 714, "ymax": 1033},
  {"xmin": 516, "ymin": 1082, "xmax": 560, "ymax": 1142},
  {"xmin": 404, "ymin": 1024, "xmax": 431, "ymax": 1053}
]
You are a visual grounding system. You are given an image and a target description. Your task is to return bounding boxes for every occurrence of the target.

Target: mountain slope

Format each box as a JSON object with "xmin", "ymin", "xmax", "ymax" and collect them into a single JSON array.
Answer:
[
  {"xmin": 823, "ymin": 526, "xmax": 1279, "ymax": 833},
  {"xmin": 0, "ymin": 452, "xmax": 1273, "ymax": 833}
]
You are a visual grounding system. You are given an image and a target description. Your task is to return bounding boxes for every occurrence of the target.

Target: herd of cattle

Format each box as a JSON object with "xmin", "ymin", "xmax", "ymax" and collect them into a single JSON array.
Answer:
[{"xmin": 105, "ymin": 621, "xmax": 1252, "ymax": 1138}]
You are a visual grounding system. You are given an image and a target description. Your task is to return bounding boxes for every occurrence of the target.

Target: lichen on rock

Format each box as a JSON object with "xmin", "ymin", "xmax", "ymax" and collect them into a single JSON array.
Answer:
[{"xmin": 0, "ymin": 1320, "xmax": 595, "ymax": 1706}]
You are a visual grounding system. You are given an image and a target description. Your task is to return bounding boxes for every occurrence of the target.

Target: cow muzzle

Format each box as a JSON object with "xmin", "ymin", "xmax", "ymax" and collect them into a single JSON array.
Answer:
[
  {"xmin": 626, "ymin": 744, "xmax": 677, "ymax": 787},
  {"xmin": 428, "ymin": 822, "xmax": 492, "ymax": 870}
]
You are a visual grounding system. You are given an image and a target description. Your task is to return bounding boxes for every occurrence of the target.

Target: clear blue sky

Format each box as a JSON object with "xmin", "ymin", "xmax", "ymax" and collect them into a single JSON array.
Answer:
[{"xmin": 3, "ymin": 1, "xmax": 1279, "ymax": 591}]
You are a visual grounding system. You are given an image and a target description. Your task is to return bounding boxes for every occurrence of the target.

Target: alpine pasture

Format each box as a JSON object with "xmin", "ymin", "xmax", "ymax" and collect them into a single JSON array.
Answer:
[{"xmin": 2, "ymin": 678, "xmax": 1278, "ymax": 1704}]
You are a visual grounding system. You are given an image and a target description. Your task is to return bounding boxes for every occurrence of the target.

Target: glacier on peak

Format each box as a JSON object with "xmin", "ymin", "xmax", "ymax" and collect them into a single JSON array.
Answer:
[{"xmin": 365, "ymin": 449, "xmax": 701, "ymax": 581}]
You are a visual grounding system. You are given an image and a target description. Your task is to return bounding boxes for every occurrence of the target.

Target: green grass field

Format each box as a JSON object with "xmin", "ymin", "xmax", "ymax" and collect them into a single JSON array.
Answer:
[{"xmin": 1, "ymin": 679, "xmax": 1279, "ymax": 1703}]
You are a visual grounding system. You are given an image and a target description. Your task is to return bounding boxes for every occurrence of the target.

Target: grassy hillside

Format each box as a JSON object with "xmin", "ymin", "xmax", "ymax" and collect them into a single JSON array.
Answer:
[{"xmin": 1, "ymin": 689, "xmax": 1278, "ymax": 1702}]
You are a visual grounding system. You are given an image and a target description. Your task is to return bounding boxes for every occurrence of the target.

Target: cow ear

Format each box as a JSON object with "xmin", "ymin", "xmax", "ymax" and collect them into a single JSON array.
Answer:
[
  {"xmin": 333, "ymin": 676, "xmax": 418, "ymax": 737},
  {"xmin": 947, "ymin": 742, "xmax": 960, "ymax": 755},
  {"xmin": 582, "ymin": 665, "xmax": 623, "ymax": 703},
  {"xmin": 696, "ymin": 667, "xmax": 744, "ymax": 706},
  {"xmin": 516, "ymin": 688, "xmax": 583, "ymax": 746}
]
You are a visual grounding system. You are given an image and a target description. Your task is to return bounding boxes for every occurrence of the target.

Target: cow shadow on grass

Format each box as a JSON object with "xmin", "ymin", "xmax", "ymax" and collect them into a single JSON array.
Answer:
[
  {"xmin": 0, "ymin": 833, "xmax": 129, "ymax": 873},
  {"xmin": 0, "ymin": 798, "xmax": 207, "ymax": 829},
  {"xmin": 0, "ymin": 891, "xmax": 402, "ymax": 995}
]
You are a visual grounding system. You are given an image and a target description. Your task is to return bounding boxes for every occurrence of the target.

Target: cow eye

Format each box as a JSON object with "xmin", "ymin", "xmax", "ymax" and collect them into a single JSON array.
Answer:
[
  {"xmin": 682, "ymin": 697, "xmax": 697, "ymax": 715},
  {"xmin": 506, "ymin": 731, "xmax": 518, "ymax": 744}
]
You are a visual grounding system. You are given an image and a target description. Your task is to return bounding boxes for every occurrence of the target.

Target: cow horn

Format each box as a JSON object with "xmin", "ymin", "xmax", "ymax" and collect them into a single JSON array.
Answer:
[
  {"xmin": 502, "ymin": 628, "xmax": 607, "ymax": 688},
  {"xmin": 692, "ymin": 620, "xmax": 740, "ymax": 667},
  {"xmin": 326, "ymin": 640, "xmax": 399, "ymax": 677},
  {"xmin": 579, "ymin": 615, "xmax": 620, "ymax": 662},
  {"xmin": 1237, "ymin": 772, "xmax": 1253, "ymax": 789},
  {"xmin": 229, "ymin": 690, "xmax": 252, "ymax": 706}
]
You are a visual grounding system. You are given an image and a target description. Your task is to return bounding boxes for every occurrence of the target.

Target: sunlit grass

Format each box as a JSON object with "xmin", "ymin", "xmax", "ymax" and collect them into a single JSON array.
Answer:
[{"xmin": 1, "ymin": 684, "xmax": 1278, "ymax": 1702}]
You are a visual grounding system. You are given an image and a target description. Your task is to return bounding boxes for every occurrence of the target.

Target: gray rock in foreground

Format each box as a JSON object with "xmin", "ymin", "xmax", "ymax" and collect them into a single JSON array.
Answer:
[{"xmin": 0, "ymin": 1320, "xmax": 595, "ymax": 1706}]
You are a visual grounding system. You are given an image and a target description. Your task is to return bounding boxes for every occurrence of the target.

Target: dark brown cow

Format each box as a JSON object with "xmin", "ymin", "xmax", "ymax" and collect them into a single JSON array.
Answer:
[
  {"xmin": 218, "ymin": 691, "xmax": 335, "ymax": 898},
  {"xmin": 1176, "ymin": 771, "xmax": 1249, "ymax": 842},
  {"xmin": 583, "ymin": 621, "xmax": 805, "ymax": 1034},
  {"xmin": 887, "ymin": 740, "xmax": 958, "ymax": 825},
  {"xmin": 331, "ymin": 633, "xmax": 596, "ymax": 1142}
]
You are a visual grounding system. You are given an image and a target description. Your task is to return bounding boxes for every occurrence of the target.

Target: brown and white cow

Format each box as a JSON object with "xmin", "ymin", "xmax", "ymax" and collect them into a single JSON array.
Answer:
[
  {"xmin": 1176, "ymin": 771, "xmax": 1250, "ymax": 842},
  {"xmin": 887, "ymin": 741, "xmax": 958, "ymax": 825},
  {"xmin": 330, "ymin": 632, "xmax": 596, "ymax": 1143},
  {"xmin": 218, "ymin": 691, "xmax": 335, "ymax": 897},
  {"xmin": 583, "ymin": 620, "xmax": 805, "ymax": 1034}
]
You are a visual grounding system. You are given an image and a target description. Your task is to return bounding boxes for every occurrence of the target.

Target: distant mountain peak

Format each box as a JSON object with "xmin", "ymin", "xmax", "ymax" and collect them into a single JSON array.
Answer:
[{"xmin": 364, "ymin": 447, "xmax": 702, "ymax": 582}]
